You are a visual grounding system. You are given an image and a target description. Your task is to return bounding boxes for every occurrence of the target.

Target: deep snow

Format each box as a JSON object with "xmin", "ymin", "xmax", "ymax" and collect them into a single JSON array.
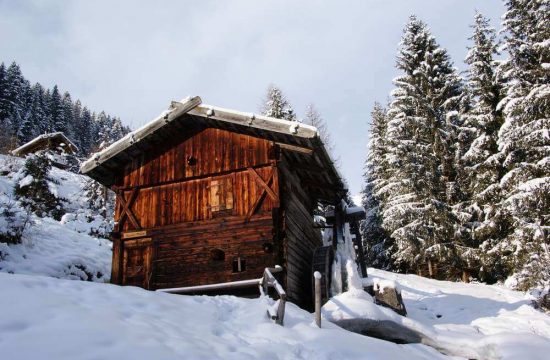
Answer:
[{"xmin": 0, "ymin": 273, "xmax": 448, "ymax": 360}]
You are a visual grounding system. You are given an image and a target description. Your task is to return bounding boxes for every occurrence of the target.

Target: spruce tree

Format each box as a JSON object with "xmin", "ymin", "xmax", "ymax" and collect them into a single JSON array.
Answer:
[
  {"xmin": 0, "ymin": 63, "xmax": 8, "ymax": 123},
  {"xmin": 14, "ymin": 152, "xmax": 65, "ymax": 220},
  {"xmin": 362, "ymin": 103, "xmax": 392, "ymax": 268},
  {"xmin": 49, "ymin": 85, "xmax": 65, "ymax": 133},
  {"xmin": 4, "ymin": 62, "xmax": 27, "ymax": 141},
  {"xmin": 61, "ymin": 91, "xmax": 74, "ymax": 138},
  {"xmin": 383, "ymin": 16, "xmax": 464, "ymax": 274},
  {"xmin": 456, "ymin": 12, "xmax": 509, "ymax": 281},
  {"xmin": 497, "ymin": 0, "xmax": 550, "ymax": 290},
  {"xmin": 261, "ymin": 85, "xmax": 297, "ymax": 121}
]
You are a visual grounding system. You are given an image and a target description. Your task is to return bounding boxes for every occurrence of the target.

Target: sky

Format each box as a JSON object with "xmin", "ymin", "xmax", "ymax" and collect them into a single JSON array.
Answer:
[{"xmin": 0, "ymin": 0, "xmax": 505, "ymax": 198}]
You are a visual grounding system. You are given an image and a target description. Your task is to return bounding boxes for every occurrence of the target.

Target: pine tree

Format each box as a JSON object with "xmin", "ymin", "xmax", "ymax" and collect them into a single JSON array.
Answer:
[
  {"xmin": 0, "ymin": 62, "xmax": 128, "ymax": 157},
  {"xmin": 362, "ymin": 103, "xmax": 392, "ymax": 268},
  {"xmin": 14, "ymin": 152, "xmax": 65, "ymax": 220},
  {"xmin": 383, "ymin": 16, "xmax": 464, "ymax": 275},
  {"xmin": 261, "ymin": 85, "xmax": 297, "ymax": 121},
  {"xmin": 78, "ymin": 107, "xmax": 94, "ymax": 154},
  {"xmin": 4, "ymin": 62, "xmax": 27, "ymax": 142},
  {"xmin": 496, "ymin": 0, "xmax": 550, "ymax": 290},
  {"xmin": 48, "ymin": 85, "xmax": 65, "ymax": 133},
  {"xmin": 61, "ymin": 91, "xmax": 74, "ymax": 138},
  {"xmin": 455, "ymin": 12, "xmax": 509, "ymax": 281},
  {"xmin": 0, "ymin": 63, "xmax": 8, "ymax": 123}
]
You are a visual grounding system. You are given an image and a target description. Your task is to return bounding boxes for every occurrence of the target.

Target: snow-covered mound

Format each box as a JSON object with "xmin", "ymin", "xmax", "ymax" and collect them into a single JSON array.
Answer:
[
  {"xmin": 323, "ymin": 268, "xmax": 550, "ymax": 359},
  {"xmin": 0, "ymin": 273, "xmax": 448, "ymax": 360},
  {"xmin": 0, "ymin": 154, "xmax": 112, "ymax": 281}
]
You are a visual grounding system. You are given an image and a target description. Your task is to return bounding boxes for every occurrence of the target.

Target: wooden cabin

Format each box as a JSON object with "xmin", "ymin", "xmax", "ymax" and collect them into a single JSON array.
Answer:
[
  {"xmin": 80, "ymin": 96, "xmax": 348, "ymax": 309},
  {"xmin": 12, "ymin": 132, "xmax": 78, "ymax": 157}
]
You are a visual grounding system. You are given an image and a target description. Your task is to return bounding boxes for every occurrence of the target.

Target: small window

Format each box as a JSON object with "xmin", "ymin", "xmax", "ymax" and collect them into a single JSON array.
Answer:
[
  {"xmin": 232, "ymin": 257, "xmax": 246, "ymax": 273},
  {"xmin": 210, "ymin": 248, "xmax": 225, "ymax": 261},
  {"xmin": 210, "ymin": 176, "xmax": 234, "ymax": 214}
]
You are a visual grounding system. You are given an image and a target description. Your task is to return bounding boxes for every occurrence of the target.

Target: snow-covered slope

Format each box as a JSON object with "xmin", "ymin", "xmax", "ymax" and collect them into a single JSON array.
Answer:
[
  {"xmin": 0, "ymin": 154, "xmax": 112, "ymax": 281},
  {"xmin": 323, "ymin": 268, "xmax": 550, "ymax": 359},
  {"xmin": 0, "ymin": 273, "xmax": 448, "ymax": 360}
]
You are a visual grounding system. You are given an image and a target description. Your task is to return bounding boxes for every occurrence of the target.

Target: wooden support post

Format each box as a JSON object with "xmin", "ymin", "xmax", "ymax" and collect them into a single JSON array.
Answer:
[
  {"xmin": 462, "ymin": 270, "xmax": 470, "ymax": 283},
  {"xmin": 314, "ymin": 271, "xmax": 322, "ymax": 328}
]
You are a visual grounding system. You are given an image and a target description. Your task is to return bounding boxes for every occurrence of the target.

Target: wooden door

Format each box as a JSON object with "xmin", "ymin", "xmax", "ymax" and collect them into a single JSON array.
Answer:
[{"xmin": 122, "ymin": 238, "xmax": 153, "ymax": 289}]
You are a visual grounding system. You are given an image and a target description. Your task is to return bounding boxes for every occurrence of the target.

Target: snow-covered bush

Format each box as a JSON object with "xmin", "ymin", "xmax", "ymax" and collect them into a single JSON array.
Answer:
[
  {"xmin": 0, "ymin": 196, "xmax": 31, "ymax": 244},
  {"xmin": 13, "ymin": 153, "xmax": 65, "ymax": 220}
]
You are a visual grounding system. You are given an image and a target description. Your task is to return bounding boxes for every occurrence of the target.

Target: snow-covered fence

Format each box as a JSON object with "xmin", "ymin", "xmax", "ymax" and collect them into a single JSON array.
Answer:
[{"xmin": 259, "ymin": 266, "xmax": 286, "ymax": 326}]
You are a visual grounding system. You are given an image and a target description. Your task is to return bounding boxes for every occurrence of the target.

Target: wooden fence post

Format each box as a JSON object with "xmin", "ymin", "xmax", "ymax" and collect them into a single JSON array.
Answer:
[{"xmin": 314, "ymin": 271, "xmax": 322, "ymax": 328}]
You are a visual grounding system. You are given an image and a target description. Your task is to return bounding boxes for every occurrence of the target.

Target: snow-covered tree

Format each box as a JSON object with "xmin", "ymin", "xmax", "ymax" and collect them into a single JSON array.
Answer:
[
  {"xmin": 453, "ymin": 12, "xmax": 509, "ymax": 281},
  {"xmin": 362, "ymin": 102, "xmax": 392, "ymax": 268},
  {"xmin": 261, "ymin": 85, "xmax": 297, "ymax": 121},
  {"xmin": 383, "ymin": 16, "xmax": 464, "ymax": 274},
  {"xmin": 495, "ymin": 0, "xmax": 550, "ymax": 290},
  {"xmin": 48, "ymin": 85, "xmax": 65, "ymax": 133},
  {"xmin": 14, "ymin": 152, "xmax": 65, "ymax": 220}
]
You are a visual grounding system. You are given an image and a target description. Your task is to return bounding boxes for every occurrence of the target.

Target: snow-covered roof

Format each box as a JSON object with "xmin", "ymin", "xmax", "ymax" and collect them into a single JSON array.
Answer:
[
  {"xmin": 11, "ymin": 132, "xmax": 78, "ymax": 157},
  {"xmin": 80, "ymin": 96, "xmax": 346, "ymax": 201}
]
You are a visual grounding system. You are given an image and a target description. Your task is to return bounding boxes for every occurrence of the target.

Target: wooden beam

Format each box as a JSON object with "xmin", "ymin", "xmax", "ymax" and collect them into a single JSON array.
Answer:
[
  {"xmin": 117, "ymin": 188, "xmax": 141, "ymax": 230},
  {"xmin": 275, "ymin": 142, "xmax": 313, "ymax": 155},
  {"xmin": 188, "ymin": 105, "xmax": 318, "ymax": 139},
  {"xmin": 245, "ymin": 172, "xmax": 275, "ymax": 222},
  {"xmin": 247, "ymin": 168, "xmax": 278, "ymax": 203}
]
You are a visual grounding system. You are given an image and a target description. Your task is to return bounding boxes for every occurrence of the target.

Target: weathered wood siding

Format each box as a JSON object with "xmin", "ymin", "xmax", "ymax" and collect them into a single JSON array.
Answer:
[
  {"xmin": 280, "ymin": 156, "xmax": 323, "ymax": 310},
  {"xmin": 111, "ymin": 127, "xmax": 283, "ymax": 292},
  {"xmin": 117, "ymin": 127, "xmax": 272, "ymax": 189},
  {"xmin": 115, "ymin": 166, "xmax": 277, "ymax": 231},
  {"xmin": 152, "ymin": 216, "xmax": 278, "ymax": 289}
]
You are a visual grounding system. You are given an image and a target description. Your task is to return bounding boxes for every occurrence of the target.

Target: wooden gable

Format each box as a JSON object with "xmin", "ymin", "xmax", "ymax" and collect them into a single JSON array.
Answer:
[{"xmin": 113, "ymin": 127, "xmax": 279, "ymax": 232}]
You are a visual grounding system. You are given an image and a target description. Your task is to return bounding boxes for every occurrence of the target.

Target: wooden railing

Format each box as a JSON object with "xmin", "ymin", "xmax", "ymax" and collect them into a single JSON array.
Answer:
[
  {"xmin": 157, "ymin": 265, "xmax": 287, "ymax": 326},
  {"xmin": 259, "ymin": 266, "xmax": 287, "ymax": 326}
]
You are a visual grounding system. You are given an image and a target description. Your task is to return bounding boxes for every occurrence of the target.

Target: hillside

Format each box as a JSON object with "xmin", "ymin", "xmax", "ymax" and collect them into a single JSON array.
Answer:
[{"xmin": 0, "ymin": 154, "xmax": 112, "ymax": 280}]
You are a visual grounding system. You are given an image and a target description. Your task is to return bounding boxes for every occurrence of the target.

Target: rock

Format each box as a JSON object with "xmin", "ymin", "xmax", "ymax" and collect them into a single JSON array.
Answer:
[{"xmin": 372, "ymin": 281, "xmax": 407, "ymax": 316}]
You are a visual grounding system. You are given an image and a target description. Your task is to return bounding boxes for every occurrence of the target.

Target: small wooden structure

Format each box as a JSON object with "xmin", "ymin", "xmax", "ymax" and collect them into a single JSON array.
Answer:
[
  {"xmin": 81, "ymin": 96, "xmax": 349, "ymax": 309},
  {"xmin": 12, "ymin": 132, "xmax": 78, "ymax": 157}
]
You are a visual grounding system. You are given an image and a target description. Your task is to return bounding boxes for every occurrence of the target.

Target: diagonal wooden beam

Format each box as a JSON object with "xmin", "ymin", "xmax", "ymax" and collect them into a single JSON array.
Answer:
[
  {"xmin": 247, "ymin": 168, "xmax": 278, "ymax": 203},
  {"xmin": 117, "ymin": 188, "xmax": 141, "ymax": 230},
  {"xmin": 245, "ymin": 174, "xmax": 274, "ymax": 222}
]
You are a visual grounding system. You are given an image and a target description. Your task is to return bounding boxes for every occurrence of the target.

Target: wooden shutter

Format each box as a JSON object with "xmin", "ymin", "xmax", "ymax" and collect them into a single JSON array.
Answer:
[{"xmin": 210, "ymin": 176, "xmax": 234, "ymax": 214}]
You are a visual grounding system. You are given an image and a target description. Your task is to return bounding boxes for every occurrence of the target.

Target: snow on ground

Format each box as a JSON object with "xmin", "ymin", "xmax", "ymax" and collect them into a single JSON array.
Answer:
[
  {"xmin": 323, "ymin": 268, "xmax": 550, "ymax": 359},
  {"xmin": 0, "ymin": 154, "xmax": 112, "ymax": 281},
  {"xmin": 0, "ymin": 217, "xmax": 111, "ymax": 281},
  {"xmin": 0, "ymin": 273, "xmax": 448, "ymax": 360}
]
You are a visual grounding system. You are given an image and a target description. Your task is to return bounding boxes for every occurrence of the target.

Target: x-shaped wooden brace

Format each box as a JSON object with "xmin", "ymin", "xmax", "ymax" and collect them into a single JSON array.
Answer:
[
  {"xmin": 116, "ymin": 188, "xmax": 141, "ymax": 230},
  {"xmin": 245, "ymin": 167, "xmax": 279, "ymax": 222}
]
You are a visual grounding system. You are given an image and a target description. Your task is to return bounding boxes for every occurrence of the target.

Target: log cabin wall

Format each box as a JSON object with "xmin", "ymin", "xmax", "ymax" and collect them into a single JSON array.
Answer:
[
  {"xmin": 111, "ymin": 127, "xmax": 282, "ymax": 290},
  {"xmin": 279, "ymin": 154, "xmax": 323, "ymax": 310}
]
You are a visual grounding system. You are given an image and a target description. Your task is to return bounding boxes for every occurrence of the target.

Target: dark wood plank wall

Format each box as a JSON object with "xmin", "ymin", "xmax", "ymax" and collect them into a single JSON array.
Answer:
[
  {"xmin": 116, "ymin": 166, "xmax": 277, "ymax": 231},
  {"xmin": 117, "ymin": 127, "xmax": 272, "ymax": 189},
  {"xmin": 153, "ymin": 216, "xmax": 277, "ymax": 289},
  {"xmin": 111, "ymin": 127, "xmax": 284, "ymax": 291},
  {"xmin": 279, "ymin": 156, "xmax": 323, "ymax": 310}
]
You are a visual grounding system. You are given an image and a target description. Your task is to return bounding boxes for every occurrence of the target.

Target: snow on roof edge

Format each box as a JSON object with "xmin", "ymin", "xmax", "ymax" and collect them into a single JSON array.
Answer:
[
  {"xmin": 11, "ymin": 132, "xmax": 79, "ymax": 156},
  {"xmin": 80, "ymin": 96, "xmax": 323, "ymax": 175}
]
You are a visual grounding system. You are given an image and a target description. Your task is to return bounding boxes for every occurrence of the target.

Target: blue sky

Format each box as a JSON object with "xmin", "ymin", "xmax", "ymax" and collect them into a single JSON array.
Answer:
[{"xmin": 0, "ymin": 0, "xmax": 505, "ymax": 197}]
